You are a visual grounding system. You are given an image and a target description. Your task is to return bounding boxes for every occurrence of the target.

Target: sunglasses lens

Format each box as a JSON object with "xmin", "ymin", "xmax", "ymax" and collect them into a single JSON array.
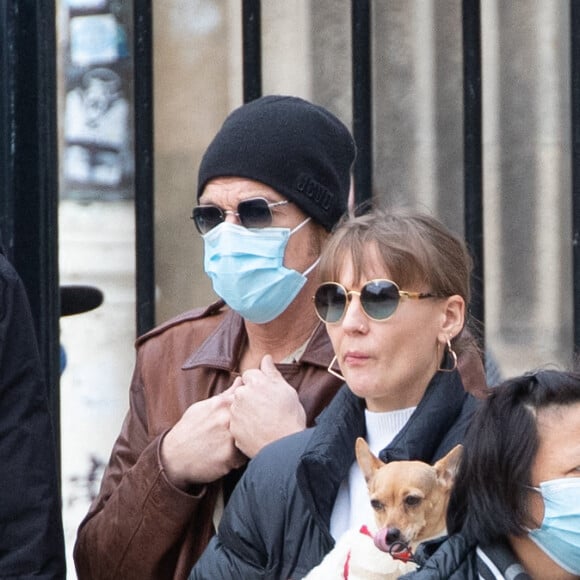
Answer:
[
  {"xmin": 361, "ymin": 280, "xmax": 400, "ymax": 320},
  {"xmin": 314, "ymin": 283, "xmax": 347, "ymax": 323},
  {"xmin": 238, "ymin": 198, "xmax": 273, "ymax": 229},
  {"xmin": 192, "ymin": 206, "xmax": 224, "ymax": 234}
]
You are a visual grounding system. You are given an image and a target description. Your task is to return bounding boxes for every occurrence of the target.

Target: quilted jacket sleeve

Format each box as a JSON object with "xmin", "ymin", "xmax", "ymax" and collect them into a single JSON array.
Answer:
[
  {"xmin": 189, "ymin": 443, "xmax": 289, "ymax": 580},
  {"xmin": 190, "ymin": 428, "xmax": 331, "ymax": 580},
  {"xmin": 73, "ymin": 353, "xmax": 203, "ymax": 579}
]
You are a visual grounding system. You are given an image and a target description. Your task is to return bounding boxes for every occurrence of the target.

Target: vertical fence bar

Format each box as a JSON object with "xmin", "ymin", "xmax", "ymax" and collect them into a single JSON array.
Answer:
[
  {"xmin": 571, "ymin": 0, "xmax": 580, "ymax": 352},
  {"xmin": 462, "ymin": 0, "xmax": 485, "ymax": 346},
  {"xmin": 0, "ymin": 2, "xmax": 15, "ymax": 257},
  {"xmin": 242, "ymin": 0, "xmax": 262, "ymax": 103},
  {"xmin": 6, "ymin": 1, "xmax": 60, "ymax": 450},
  {"xmin": 351, "ymin": 0, "xmax": 373, "ymax": 213},
  {"xmin": 134, "ymin": 0, "xmax": 156, "ymax": 336},
  {"xmin": 0, "ymin": 2, "xmax": 61, "ymax": 468}
]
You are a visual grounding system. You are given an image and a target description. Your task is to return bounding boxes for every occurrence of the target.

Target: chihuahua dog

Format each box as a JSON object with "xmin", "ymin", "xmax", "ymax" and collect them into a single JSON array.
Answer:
[
  {"xmin": 303, "ymin": 438, "xmax": 462, "ymax": 579},
  {"xmin": 355, "ymin": 438, "xmax": 463, "ymax": 559}
]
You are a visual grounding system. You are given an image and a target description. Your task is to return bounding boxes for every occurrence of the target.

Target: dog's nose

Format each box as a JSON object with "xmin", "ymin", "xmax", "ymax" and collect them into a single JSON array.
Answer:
[
  {"xmin": 373, "ymin": 526, "xmax": 404, "ymax": 552},
  {"xmin": 386, "ymin": 527, "xmax": 401, "ymax": 544}
]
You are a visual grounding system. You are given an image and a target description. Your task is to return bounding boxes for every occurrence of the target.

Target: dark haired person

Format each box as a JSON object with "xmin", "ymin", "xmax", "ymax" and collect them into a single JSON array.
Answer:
[
  {"xmin": 74, "ymin": 97, "xmax": 487, "ymax": 580},
  {"xmin": 0, "ymin": 249, "xmax": 66, "ymax": 578},
  {"xmin": 402, "ymin": 369, "xmax": 580, "ymax": 579}
]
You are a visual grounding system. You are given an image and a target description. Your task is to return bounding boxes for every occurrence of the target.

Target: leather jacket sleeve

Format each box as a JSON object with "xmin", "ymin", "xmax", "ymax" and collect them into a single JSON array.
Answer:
[
  {"xmin": 73, "ymin": 308, "xmax": 344, "ymax": 580},
  {"xmin": 73, "ymin": 349, "xmax": 204, "ymax": 580}
]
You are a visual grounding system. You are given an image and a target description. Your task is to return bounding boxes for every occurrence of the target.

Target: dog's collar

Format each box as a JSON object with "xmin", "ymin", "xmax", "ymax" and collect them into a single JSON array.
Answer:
[{"xmin": 388, "ymin": 544, "xmax": 415, "ymax": 563}]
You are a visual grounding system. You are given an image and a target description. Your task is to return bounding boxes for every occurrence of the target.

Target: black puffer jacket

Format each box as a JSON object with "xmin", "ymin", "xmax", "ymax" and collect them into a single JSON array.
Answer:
[{"xmin": 190, "ymin": 369, "xmax": 479, "ymax": 580}]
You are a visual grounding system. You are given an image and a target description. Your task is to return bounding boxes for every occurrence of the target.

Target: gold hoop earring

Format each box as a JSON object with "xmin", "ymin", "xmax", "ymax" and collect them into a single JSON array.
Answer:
[
  {"xmin": 438, "ymin": 338, "xmax": 458, "ymax": 372},
  {"xmin": 327, "ymin": 355, "xmax": 346, "ymax": 381}
]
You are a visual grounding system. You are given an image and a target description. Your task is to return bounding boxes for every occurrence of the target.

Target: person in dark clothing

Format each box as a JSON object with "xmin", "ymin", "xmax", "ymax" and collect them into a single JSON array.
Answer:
[
  {"xmin": 190, "ymin": 207, "xmax": 485, "ymax": 579},
  {"xmin": 0, "ymin": 251, "xmax": 66, "ymax": 578},
  {"xmin": 401, "ymin": 369, "xmax": 580, "ymax": 580}
]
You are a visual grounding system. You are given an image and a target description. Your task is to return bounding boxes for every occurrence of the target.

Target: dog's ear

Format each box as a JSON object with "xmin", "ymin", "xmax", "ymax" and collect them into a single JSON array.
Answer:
[
  {"xmin": 355, "ymin": 437, "xmax": 385, "ymax": 482},
  {"xmin": 433, "ymin": 444, "xmax": 463, "ymax": 490}
]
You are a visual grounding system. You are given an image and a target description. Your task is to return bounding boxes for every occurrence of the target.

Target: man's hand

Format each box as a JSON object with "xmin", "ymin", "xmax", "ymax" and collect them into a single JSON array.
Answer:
[
  {"xmin": 161, "ymin": 385, "xmax": 247, "ymax": 490},
  {"xmin": 229, "ymin": 354, "xmax": 307, "ymax": 458}
]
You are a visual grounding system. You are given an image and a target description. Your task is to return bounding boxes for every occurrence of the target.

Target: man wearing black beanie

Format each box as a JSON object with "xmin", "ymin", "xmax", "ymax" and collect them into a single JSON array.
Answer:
[{"xmin": 75, "ymin": 95, "xmax": 358, "ymax": 580}]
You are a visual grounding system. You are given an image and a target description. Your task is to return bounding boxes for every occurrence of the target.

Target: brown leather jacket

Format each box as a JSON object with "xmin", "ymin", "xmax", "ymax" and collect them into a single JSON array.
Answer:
[
  {"xmin": 73, "ymin": 301, "xmax": 345, "ymax": 579},
  {"xmin": 73, "ymin": 300, "xmax": 487, "ymax": 580}
]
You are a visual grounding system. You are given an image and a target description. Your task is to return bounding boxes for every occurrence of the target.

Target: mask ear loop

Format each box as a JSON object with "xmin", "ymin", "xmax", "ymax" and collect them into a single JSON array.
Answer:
[
  {"xmin": 289, "ymin": 217, "xmax": 320, "ymax": 278},
  {"xmin": 303, "ymin": 256, "xmax": 320, "ymax": 277},
  {"xmin": 289, "ymin": 216, "xmax": 311, "ymax": 235},
  {"xmin": 438, "ymin": 337, "xmax": 458, "ymax": 372},
  {"xmin": 327, "ymin": 355, "xmax": 346, "ymax": 381}
]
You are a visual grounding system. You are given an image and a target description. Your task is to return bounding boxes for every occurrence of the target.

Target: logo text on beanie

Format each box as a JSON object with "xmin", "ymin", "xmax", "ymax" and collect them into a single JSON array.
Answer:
[{"xmin": 296, "ymin": 175, "xmax": 333, "ymax": 212}]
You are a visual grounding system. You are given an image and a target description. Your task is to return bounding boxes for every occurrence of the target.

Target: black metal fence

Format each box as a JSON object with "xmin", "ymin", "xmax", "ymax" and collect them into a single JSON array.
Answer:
[
  {"xmin": 0, "ymin": 0, "xmax": 60, "ymax": 449},
  {"xmin": 1, "ymin": 0, "xmax": 580, "ymax": 460}
]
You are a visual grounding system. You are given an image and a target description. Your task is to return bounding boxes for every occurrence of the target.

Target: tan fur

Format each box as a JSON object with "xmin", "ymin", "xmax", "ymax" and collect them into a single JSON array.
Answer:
[
  {"xmin": 355, "ymin": 437, "xmax": 463, "ymax": 551},
  {"xmin": 304, "ymin": 440, "xmax": 463, "ymax": 579}
]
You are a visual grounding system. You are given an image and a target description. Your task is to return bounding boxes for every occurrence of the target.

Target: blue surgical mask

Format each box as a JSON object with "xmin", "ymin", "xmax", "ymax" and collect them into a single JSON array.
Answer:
[
  {"xmin": 202, "ymin": 219, "xmax": 318, "ymax": 323},
  {"xmin": 528, "ymin": 477, "xmax": 580, "ymax": 574}
]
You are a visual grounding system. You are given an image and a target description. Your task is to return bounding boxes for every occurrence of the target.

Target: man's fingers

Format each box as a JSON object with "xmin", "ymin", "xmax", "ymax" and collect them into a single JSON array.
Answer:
[
  {"xmin": 220, "ymin": 377, "xmax": 243, "ymax": 402},
  {"xmin": 260, "ymin": 354, "xmax": 282, "ymax": 378}
]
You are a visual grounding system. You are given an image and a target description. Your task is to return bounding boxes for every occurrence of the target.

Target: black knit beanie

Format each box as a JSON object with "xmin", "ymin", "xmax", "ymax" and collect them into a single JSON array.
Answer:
[{"xmin": 197, "ymin": 95, "xmax": 356, "ymax": 231}]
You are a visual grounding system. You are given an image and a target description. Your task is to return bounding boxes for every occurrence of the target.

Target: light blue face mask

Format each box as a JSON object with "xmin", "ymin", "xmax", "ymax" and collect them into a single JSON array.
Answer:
[
  {"xmin": 528, "ymin": 477, "xmax": 580, "ymax": 574},
  {"xmin": 202, "ymin": 219, "xmax": 318, "ymax": 324}
]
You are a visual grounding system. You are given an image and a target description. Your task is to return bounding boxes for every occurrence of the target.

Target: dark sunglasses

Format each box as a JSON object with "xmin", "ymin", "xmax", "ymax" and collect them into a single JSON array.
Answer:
[
  {"xmin": 313, "ymin": 279, "xmax": 438, "ymax": 323},
  {"xmin": 192, "ymin": 197, "xmax": 290, "ymax": 234}
]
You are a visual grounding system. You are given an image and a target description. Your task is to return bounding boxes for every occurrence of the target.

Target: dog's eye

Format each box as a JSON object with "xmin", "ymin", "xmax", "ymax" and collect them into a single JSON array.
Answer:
[
  {"xmin": 404, "ymin": 495, "xmax": 422, "ymax": 507},
  {"xmin": 370, "ymin": 499, "xmax": 384, "ymax": 512}
]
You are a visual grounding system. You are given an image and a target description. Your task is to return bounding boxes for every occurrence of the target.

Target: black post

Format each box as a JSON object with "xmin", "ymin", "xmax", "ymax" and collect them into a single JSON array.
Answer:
[
  {"xmin": 571, "ymin": 0, "xmax": 580, "ymax": 352},
  {"xmin": 351, "ymin": 0, "xmax": 373, "ymax": 214},
  {"xmin": 242, "ymin": 0, "xmax": 262, "ymax": 103},
  {"xmin": 0, "ymin": 1, "xmax": 61, "ymax": 448},
  {"xmin": 0, "ymin": 3, "xmax": 15, "ymax": 254},
  {"xmin": 462, "ymin": 0, "xmax": 485, "ymax": 346},
  {"xmin": 134, "ymin": 0, "xmax": 156, "ymax": 336}
]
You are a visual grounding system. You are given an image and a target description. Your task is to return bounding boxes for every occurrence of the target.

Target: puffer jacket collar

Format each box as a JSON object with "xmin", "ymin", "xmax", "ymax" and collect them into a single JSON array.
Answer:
[
  {"xmin": 297, "ymin": 386, "xmax": 366, "ymax": 540},
  {"xmin": 381, "ymin": 368, "xmax": 467, "ymax": 463},
  {"xmin": 297, "ymin": 369, "xmax": 474, "ymax": 540},
  {"xmin": 181, "ymin": 303, "xmax": 335, "ymax": 372}
]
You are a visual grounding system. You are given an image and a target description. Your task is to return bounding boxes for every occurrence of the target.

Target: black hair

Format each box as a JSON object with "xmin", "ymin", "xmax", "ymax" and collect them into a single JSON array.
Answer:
[{"xmin": 448, "ymin": 369, "xmax": 580, "ymax": 544}]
